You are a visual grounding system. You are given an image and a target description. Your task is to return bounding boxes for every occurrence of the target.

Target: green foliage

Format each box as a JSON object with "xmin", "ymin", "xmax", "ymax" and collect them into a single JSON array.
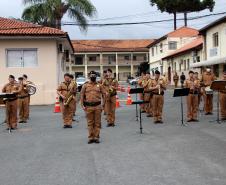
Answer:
[
  {"xmin": 22, "ymin": 0, "xmax": 96, "ymax": 30},
  {"xmin": 150, "ymin": 0, "xmax": 215, "ymax": 13}
]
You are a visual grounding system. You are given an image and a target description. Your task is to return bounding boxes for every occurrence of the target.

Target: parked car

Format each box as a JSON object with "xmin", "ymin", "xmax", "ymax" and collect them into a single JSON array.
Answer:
[
  {"xmin": 129, "ymin": 77, "xmax": 139, "ymax": 85},
  {"xmin": 76, "ymin": 77, "xmax": 87, "ymax": 92}
]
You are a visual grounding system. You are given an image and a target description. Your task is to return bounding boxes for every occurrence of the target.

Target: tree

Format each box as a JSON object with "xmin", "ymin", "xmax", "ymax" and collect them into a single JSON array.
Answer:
[
  {"xmin": 150, "ymin": 0, "xmax": 215, "ymax": 30},
  {"xmin": 22, "ymin": 0, "xmax": 96, "ymax": 30}
]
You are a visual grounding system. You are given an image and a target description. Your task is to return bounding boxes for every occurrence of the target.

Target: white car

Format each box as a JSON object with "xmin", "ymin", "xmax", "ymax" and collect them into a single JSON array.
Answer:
[
  {"xmin": 76, "ymin": 77, "xmax": 87, "ymax": 92},
  {"xmin": 129, "ymin": 77, "xmax": 139, "ymax": 85}
]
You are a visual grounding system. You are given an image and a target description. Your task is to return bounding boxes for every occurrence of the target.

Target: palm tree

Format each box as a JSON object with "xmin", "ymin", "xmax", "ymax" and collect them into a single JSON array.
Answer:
[{"xmin": 22, "ymin": 0, "xmax": 96, "ymax": 30}]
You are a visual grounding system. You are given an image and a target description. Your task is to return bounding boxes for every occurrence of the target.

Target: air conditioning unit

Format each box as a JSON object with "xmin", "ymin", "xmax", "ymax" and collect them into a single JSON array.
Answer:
[{"xmin": 58, "ymin": 44, "xmax": 64, "ymax": 53}]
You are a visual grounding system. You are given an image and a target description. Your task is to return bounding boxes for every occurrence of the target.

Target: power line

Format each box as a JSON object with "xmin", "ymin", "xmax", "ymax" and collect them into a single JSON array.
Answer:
[
  {"xmin": 88, "ymin": 11, "xmax": 160, "ymax": 22},
  {"xmin": 62, "ymin": 11, "xmax": 226, "ymax": 27}
]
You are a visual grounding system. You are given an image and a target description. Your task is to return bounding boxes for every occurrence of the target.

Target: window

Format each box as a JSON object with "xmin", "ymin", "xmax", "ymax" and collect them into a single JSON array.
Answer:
[
  {"xmin": 133, "ymin": 56, "xmax": 137, "ymax": 61},
  {"xmin": 223, "ymin": 64, "xmax": 226, "ymax": 72},
  {"xmin": 6, "ymin": 49, "xmax": 38, "ymax": 67},
  {"xmin": 184, "ymin": 60, "xmax": 186, "ymax": 70},
  {"xmin": 89, "ymin": 56, "xmax": 96, "ymax": 61},
  {"xmin": 160, "ymin": 43, "xmax": 163, "ymax": 53},
  {"xmin": 108, "ymin": 55, "xmax": 116, "ymax": 64},
  {"xmin": 75, "ymin": 56, "xmax": 83, "ymax": 65},
  {"xmin": 168, "ymin": 41, "xmax": 177, "ymax": 50},
  {"xmin": 124, "ymin": 55, "xmax": 130, "ymax": 60},
  {"xmin": 213, "ymin": 32, "xmax": 219, "ymax": 47},
  {"xmin": 187, "ymin": 59, "xmax": 190, "ymax": 69},
  {"xmin": 151, "ymin": 47, "xmax": 154, "ymax": 56}
]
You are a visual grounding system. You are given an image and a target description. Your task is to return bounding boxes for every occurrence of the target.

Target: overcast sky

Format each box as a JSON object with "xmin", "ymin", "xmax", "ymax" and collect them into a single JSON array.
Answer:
[{"xmin": 0, "ymin": 0, "xmax": 226, "ymax": 40}]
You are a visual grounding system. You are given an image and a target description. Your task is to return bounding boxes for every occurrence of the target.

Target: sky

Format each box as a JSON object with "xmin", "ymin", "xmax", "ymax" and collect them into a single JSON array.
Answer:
[{"xmin": 0, "ymin": 0, "xmax": 226, "ymax": 40}]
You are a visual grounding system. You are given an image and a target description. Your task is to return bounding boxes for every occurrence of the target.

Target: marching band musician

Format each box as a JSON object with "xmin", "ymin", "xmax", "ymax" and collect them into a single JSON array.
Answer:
[
  {"xmin": 2, "ymin": 75, "xmax": 22, "ymax": 130},
  {"xmin": 102, "ymin": 69, "xmax": 118, "ymax": 127},
  {"xmin": 80, "ymin": 71, "xmax": 106, "ymax": 144},
  {"xmin": 18, "ymin": 77, "xmax": 30, "ymax": 123},
  {"xmin": 146, "ymin": 73, "xmax": 154, "ymax": 117},
  {"xmin": 201, "ymin": 68, "xmax": 216, "ymax": 115},
  {"xmin": 173, "ymin": 72, "xmax": 179, "ymax": 88},
  {"xmin": 185, "ymin": 71, "xmax": 200, "ymax": 122},
  {"xmin": 138, "ymin": 71, "xmax": 146, "ymax": 113},
  {"xmin": 148, "ymin": 70, "xmax": 166, "ymax": 124},
  {"xmin": 194, "ymin": 72, "xmax": 202, "ymax": 109},
  {"xmin": 69, "ymin": 74, "xmax": 77, "ymax": 120},
  {"xmin": 143, "ymin": 72, "xmax": 151, "ymax": 114},
  {"xmin": 57, "ymin": 73, "xmax": 77, "ymax": 128},
  {"xmin": 100, "ymin": 70, "xmax": 108, "ymax": 115},
  {"xmin": 220, "ymin": 71, "xmax": 226, "ymax": 121},
  {"xmin": 22, "ymin": 74, "xmax": 33, "ymax": 119}
]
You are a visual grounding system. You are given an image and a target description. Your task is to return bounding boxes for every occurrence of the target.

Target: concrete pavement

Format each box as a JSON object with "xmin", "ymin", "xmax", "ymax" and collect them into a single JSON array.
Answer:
[{"xmin": 0, "ymin": 91, "xmax": 226, "ymax": 185}]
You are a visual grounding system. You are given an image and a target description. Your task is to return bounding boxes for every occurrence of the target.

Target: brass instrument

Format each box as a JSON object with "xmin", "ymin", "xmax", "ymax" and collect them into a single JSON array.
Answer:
[
  {"xmin": 24, "ymin": 81, "xmax": 37, "ymax": 95},
  {"xmin": 64, "ymin": 81, "xmax": 76, "ymax": 106}
]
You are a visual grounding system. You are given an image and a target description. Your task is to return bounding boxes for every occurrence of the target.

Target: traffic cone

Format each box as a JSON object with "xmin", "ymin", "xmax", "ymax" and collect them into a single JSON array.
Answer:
[
  {"xmin": 54, "ymin": 96, "xmax": 61, "ymax": 113},
  {"xmin": 121, "ymin": 86, "xmax": 125, "ymax": 92},
  {"xmin": 126, "ymin": 94, "xmax": 132, "ymax": 105},
  {"xmin": 127, "ymin": 86, "xmax": 131, "ymax": 93},
  {"xmin": 116, "ymin": 95, "xmax": 120, "ymax": 108}
]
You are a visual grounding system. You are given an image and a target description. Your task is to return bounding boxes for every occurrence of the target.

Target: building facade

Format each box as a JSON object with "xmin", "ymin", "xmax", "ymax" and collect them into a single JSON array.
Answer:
[
  {"xmin": 162, "ymin": 37, "xmax": 203, "ymax": 84},
  {"xmin": 0, "ymin": 17, "xmax": 73, "ymax": 105},
  {"xmin": 69, "ymin": 40, "xmax": 154, "ymax": 81},
  {"xmin": 191, "ymin": 16, "xmax": 226, "ymax": 78},
  {"xmin": 148, "ymin": 27, "xmax": 200, "ymax": 79}
]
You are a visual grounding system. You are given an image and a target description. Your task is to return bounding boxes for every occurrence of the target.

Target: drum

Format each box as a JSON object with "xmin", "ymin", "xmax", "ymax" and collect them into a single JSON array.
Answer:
[{"xmin": 205, "ymin": 86, "xmax": 213, "ymax": 95}]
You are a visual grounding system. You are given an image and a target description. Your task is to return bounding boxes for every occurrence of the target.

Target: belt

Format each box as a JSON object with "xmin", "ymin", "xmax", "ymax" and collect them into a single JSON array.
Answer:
[
  {"xmin": 189, "ymin": 91, "xmax": 198, "ymax": 95},
  {"xmin": 6, "ymin": 98, "xmax": 17, "ymax": 102},
  {"xmin": 84, "ymin": 101, "xmax": 101, "ymax": 107}
]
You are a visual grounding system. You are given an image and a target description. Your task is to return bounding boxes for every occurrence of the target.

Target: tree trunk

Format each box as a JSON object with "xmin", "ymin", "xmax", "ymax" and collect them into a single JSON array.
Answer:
[
  {"xmin": 184, "ymin": 12, "xmax": 187, "ymax": 27},
  {"xmin": 173, "ymin": 12, "xmax": 177, "ymax": 30},
  {"xmin": 55, "ymin": 18, "xmax": 62, "ymax": 30}
]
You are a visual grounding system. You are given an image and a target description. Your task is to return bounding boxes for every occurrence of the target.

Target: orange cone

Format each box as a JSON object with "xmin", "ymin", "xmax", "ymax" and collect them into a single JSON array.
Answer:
[
  {"xmin": 127, "ymin": 86, "xmax": 131, "ymax": 93},
  {"xmin": 54, "ymin": 96, "xmax": 61, "ymax": 113},
  {"xmin": 126, "ymin": 94, "xmax": 132, "ymax": 105},
  {"xmin": 116, "ymin": 95, "xmax": 120, "ymax": 108},
  {"xmin": 121, "ymin": 86, "xmax": 125, "ymax": 92}
]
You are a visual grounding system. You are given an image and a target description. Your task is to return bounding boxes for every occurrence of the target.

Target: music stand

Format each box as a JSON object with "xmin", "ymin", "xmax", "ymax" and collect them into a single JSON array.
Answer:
[
  {"xmin": 129, "ymin": 87, "xmax": 144, "ymax": 121},
  {"xmin": 129, "ymin": 88, "xmax": 147, "ymax": 134},
  {"xmin": 173, "ymin": 88, "xmax": 190, "ymax": 126},
  {"xmin": 210, "ymin": 80, "xmax": 226, "ymax": 124}
]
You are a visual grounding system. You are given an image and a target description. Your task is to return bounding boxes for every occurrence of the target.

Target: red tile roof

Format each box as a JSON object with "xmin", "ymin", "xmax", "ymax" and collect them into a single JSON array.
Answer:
[
  {"xmin": 148, "ymin": 26, "xmax": 199, "ymax": 48},
  {"xmin": 72, "ymin": 39, "xmax": 154, "ymax": 52},
  {"xmin": 163, "ymin": 37, "xmax": 203, "ymax": 60},
  {"xmin": 0, "ymin": 17, "xmax": 66, "ymax": 36}
]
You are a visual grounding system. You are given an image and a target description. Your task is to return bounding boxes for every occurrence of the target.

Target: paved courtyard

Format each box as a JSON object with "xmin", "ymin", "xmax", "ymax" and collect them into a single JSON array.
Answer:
[{"xmin": 0, "ymin": 90, "xmax": 226, "ymax": 185}]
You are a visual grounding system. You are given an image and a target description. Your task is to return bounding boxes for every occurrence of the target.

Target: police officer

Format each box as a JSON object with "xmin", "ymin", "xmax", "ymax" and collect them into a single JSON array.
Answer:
[
  {"xmin": 220, "ymin": 71, "xmax": 226, "ymax": 120},
  {"xmin": 102, "ymin": 69, "xmax": 118, "ymax": 127},
  {"xmin": 148, "ymin": 70, "xmax": 166, "ymax": 123},
  {"xmin": 2, "ymin": 75, "xmax": 22, "ymax": 130},
  {"xmin": 69, "ymin": 74, "xmax": 77, "ymax": 120},
  {"xmin": 185, "ymin": 71, "xmax": 200, "ymax": 122},
  {"xmin": 18, "ymin": 77, "xmax": 29, "ymax": 123},
  {"xmin": 80, "ymin": 71, "xmax": 106, "ymax": 144},
  {"xmin": 57, "ymin": 73, "xmax": 77, "ymax": 128},
  {"xmin": 201, "ymin": 68, "xmax": 216, "ymax": 115}
]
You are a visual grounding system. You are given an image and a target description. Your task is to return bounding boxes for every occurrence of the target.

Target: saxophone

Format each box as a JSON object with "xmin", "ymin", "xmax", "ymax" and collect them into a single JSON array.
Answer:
[{"xmin": 64, "ymin": 81, "xmax": 76, "ymax": 106}]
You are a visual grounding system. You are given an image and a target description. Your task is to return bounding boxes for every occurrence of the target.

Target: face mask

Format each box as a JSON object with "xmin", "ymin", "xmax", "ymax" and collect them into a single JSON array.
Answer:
[{"xmin": 90, "ymin": 77, "xmax": 96, "ymax": 82}]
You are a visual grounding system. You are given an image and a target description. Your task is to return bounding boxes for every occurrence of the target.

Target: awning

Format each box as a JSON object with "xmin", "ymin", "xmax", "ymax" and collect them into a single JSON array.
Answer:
[{"xmin": 191, "ymin": 56, "xmax": 226, "ymax": 68}]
